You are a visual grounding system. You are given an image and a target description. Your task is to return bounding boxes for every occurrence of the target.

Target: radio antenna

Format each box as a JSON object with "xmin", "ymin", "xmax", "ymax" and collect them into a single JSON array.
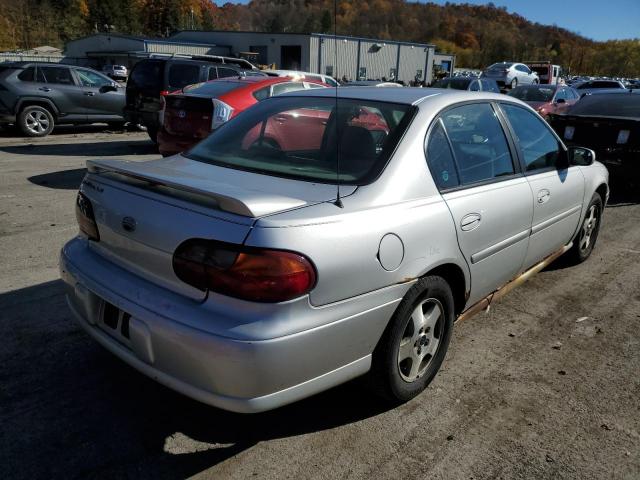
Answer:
[{"xmin": 333, "ymin": 0, "xmax": 343, "ymax": 208}]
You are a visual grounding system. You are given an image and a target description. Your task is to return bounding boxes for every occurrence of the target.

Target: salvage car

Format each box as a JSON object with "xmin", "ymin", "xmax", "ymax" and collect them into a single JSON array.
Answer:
[
  {"xmin": 157, "ymin": 76, "xmax": 328, "ymax": 156},
  {"xmin": 0, "ymin": 62, "xmax": 125, "ymax": 137},
  {"xmin": 508, "ymin": 84, "xmax": 579, "ymax": 118},
  {"xmin": 61, "ymin": 88, "xmax": 608, "ymax": 413},
  {"xmin": 480, "ymin": 62, "xmax": 539, "ymax": 89},
  {"xmin": 548, "ymin": 91, "xmax": 639, "ymax": 185}
]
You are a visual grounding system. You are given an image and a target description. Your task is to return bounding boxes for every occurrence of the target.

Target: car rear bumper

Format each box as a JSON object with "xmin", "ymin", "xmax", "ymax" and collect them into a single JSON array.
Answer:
[
  {"xmin": 157, "ymin": 128, "xmax": 201, "ymax": 156},
  {"xmin": 60, "ymin": 237, "xmax": 406, "ymax": 413}
]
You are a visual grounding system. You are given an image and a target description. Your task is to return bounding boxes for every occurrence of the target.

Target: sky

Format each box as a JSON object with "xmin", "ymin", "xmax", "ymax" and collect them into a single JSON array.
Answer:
[
  {"xmin": 423, "ymin": 0, "xmax": 639, "ymax": 41},
  {"xmin": 217, "ymin": 0, "xmax": 640, "ymax": 42}
]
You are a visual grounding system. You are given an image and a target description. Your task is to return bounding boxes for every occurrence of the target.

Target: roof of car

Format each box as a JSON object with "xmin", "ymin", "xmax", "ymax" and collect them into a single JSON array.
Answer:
[{"xmin": 280, "ymin": 86, "xmax": 461, "ymax": 105}]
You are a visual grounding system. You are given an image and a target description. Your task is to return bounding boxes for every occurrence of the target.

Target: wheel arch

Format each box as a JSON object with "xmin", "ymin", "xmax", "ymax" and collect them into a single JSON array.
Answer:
[
  {"xmin": 595, "ymin": 183, "xmax": 608, "ymax": 204},
  {"xmin": 420, "ymin": 262, "xmax": 468, "ymax": 317},
  {"xmin": 16, "ymin": 98, "xmax": 59, "ymax": 118}
]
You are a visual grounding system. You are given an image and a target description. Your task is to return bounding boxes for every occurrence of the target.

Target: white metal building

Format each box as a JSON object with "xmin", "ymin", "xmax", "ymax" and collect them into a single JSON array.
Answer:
[{"xmin": 62, "ymin": 31, "xmax": 455, "ymax": 84}]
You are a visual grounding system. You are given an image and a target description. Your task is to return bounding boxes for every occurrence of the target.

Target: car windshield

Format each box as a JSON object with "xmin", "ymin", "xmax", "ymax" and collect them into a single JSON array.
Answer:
[
  {"xmin": 182, "ymin": 80, "xmax": 245, "ymax": 96},
  {"xmin": 568, "ymin": 94, "xmax": 640, "ymax": 119},
  {"xmin": 508, "ymin": 86, "xmax": 555, "ymax": 102},
  {"xmin": 433, "ymin": 78, "xmax": 471, "ymax": 90},
  {"xmin": 185, "ymin": 96, "xmax": 414, "ymax": 184}
]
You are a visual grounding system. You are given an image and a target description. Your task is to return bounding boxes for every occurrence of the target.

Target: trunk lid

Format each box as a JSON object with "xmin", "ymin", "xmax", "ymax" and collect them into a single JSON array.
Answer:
[
  {"xmin": 164, "ymin": 95, "xmax": 212, "ymax": 139},
  {"xmin": 82, "ymin": 156, "xmax": 353, "ymax": 300}
]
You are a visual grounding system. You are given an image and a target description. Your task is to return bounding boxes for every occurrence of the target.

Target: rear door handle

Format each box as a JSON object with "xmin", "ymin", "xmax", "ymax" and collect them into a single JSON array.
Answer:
[
  {"xmin": 537, "ymin": 189, "xmax": 551, "ymax": 204},
  {"xmin": 38, "ymin": 87, "xmax": 51, "ymax": 92},
  {"xmin": 460, "ymin": 213, "xmax": 481, "ymax": 231}
]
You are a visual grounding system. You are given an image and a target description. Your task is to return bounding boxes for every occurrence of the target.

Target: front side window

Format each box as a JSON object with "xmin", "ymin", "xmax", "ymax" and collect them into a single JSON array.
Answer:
[
  {"xmin": 217, "ymin": 67, "xmax": 239, "ymax": 79},
  {"xmin": 438, "ymin": 103, "xmax": 515, "ymax": 185},
  {"xmin": 186, "ymin": 97, "xmax": 414, "ymax": 184},
  {"xmin": 40, "ymin": 67, "xmax": 74, "ymax": 85},
  {"xmin": 501, "ymin": 103, "xmax": 561, "ymax": 172},
  {"xmin": 75, "ymin": 69, "xmax": 111, "ymax": 87}
]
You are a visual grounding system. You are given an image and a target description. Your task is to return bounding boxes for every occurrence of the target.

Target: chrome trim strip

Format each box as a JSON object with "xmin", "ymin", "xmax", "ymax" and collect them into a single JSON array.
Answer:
[
  {"xmin": 531, "ymin": 205, "xmax": 582, "ymax": 235},
  {"xmin": 471, "ymin": 229, "xmax": 530, "ymax": 264}
]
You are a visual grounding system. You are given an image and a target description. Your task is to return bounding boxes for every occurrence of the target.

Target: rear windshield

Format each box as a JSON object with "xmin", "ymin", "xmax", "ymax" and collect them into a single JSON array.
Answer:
[
  {"xmin": 129, "ymin": 60, "xmax": 164, "ymax": 90},
  {"xmin": 488, "ymin": 63, "xmax": 512, "ymax": 70},
  {"xmin": 508, "ymin": 86, "xmax": 555, "ymax": 102},
  {"xmin": 568, "ymin": 94, "xmax": 640, "ymax": 119},
  {"xmin": 182, "ymin": 80, "xmax": 245, "ymax": 97},
  {"xmin": 168, "ymin": 63, "xmax": 201, "ymax": 91},
  {"xmin": 186, "ymin": 96, "xmax": 415, "ymax": 185},
  {"xmin": 433, "ymin": 78, "xmax": 471, "ymax": 90}
]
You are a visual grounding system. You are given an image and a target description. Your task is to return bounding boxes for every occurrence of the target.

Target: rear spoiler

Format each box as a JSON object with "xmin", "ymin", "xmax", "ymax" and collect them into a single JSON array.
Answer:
[{"xmin": 86, "ymin": 158, "xmax": 306, "ymax": 218}]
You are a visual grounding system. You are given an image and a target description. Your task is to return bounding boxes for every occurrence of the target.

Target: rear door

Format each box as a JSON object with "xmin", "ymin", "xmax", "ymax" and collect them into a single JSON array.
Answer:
[
  {"xmin": 38, "ymin": 65, "xmax": 86, "ymax": 117},
  {"xmin": 499, "ymin": 103, "xmax": 584, "ymax": 269},
  {"xmin": 426, "ymin": 102, "xmax": 533, "ymax": 304}
]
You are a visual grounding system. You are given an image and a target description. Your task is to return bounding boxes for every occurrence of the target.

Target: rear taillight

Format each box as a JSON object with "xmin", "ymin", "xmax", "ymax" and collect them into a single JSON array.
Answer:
[
  {"xmin": 211, "ymin": 99, "xmax": 234, "ymax": 130},
  {"xmin": 173, "ymin": 239, "xmax": 316, "ymax": 302},
  {"xmin": 75, "ymin": 191, "xmax": 99, "ymax": 241}
]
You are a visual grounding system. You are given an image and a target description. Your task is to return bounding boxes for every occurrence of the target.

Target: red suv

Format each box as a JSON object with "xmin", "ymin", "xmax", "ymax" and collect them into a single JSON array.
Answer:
[{"xmin": 157, "ymin": 76, "xmax": 329, "ymax": 156}]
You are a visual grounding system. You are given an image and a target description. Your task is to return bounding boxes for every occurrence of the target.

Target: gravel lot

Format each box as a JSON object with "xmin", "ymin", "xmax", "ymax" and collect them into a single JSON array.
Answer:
[{"xmin": 1, "ymin": 128, "xmax": 639, "ymax": 479}]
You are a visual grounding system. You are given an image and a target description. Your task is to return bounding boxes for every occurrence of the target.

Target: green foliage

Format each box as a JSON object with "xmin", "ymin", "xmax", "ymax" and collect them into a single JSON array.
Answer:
[{"xmin": 1, "ymin": 0, "xmax": 638, "ymax": 77}]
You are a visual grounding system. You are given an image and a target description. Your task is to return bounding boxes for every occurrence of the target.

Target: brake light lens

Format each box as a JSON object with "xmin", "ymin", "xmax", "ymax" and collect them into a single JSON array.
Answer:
[
  {"xmin": 159, "ymin": 92, "xmax": 167, "ymax": 126},
  {"xmin": 211, "ymin": 99, "xmax": 234, "ymax": 130},
  {"xmin": 75, "ymin": 191, "xmax": 100, "ymax": 241},
  {"xmin": 173, "ymin": 239, "xmax": 317, "ymax": 302}
]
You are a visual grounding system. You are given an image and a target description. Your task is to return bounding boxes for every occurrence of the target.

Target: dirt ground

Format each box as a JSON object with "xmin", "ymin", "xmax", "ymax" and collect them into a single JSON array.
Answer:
[{"xmin": 0, "ymin": 127, "xmax": 638, "ymax": 479}]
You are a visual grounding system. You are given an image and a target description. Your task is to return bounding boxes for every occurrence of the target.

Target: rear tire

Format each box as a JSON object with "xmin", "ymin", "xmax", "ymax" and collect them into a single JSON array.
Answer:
[
  {"xmin": 18, "ymin": 105, "xmax": 54, "ymax": 137},
  {"xmin": 568, "ymin": 192, "xmax": 603, "ymax": 264},
  {"xmin": 370, "ymin": 276, "xmax": 454, "ymax": 404}
]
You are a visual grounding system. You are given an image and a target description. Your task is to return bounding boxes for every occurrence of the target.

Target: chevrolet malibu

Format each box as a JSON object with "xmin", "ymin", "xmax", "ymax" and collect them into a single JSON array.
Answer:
[{"xmin": 60, "ymin": 88, "xmax": 608, "ymax": 413}]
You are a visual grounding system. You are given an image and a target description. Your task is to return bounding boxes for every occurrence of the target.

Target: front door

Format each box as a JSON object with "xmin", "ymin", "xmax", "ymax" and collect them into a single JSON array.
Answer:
[
  {"xmin": 499, "ymin": 103, "xmax": 585, "ymax": 269},
  {"xmin": 426, "ymin": 102, "xmax": 533, "ymax": 304},
  {"xmin": 73, "ymin": 68, "xmax": 123, "ymax": 118}
]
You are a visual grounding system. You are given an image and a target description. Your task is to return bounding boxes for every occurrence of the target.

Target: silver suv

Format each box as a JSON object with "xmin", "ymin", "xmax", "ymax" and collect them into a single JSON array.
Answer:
[
  {"xmin": 61, "ymin": 88, "xmax": 608, "ymax": 412},
  {"xmin": 481, "ymin": 62, "xmax": 539, "ymax": 89}
]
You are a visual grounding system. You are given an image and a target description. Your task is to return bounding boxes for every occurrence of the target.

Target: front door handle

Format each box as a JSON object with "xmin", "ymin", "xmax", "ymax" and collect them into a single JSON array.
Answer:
[
  {"xmin": 537, "ymin": 189, "xmax": 551, "ymax": 204},
  {"xmin": 38, "ymin": 87, "xmax": 51, "ymax": 92},
  {"xmin": 460, "ymin": 213, "xmax": 481, "ymax": 231},
  {"xmin": 84, "ymin": 92, "xmax": 95, "ymax": 96}
]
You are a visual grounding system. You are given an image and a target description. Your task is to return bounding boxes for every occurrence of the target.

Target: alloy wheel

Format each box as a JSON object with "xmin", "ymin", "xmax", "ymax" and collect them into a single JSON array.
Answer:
[
  {"xmin": 579, "ymin": 204, "xmax": 599, "ymax": 252},
  {"xmin": 397, "ymin": 298, "xmax": 444, "ymax": 382},
  {"xmin": 25, "ymin": 110, "xmax": 50, "ymax": 135}
]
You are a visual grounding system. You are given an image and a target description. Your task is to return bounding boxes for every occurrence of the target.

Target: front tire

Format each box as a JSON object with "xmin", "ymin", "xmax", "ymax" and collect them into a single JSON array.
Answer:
[
  {"xmin": 18, "ymin": 105, "xmax": 54, "ymax": 137},
  {"xmin": 510, "ymin": 78, "xmax": 518, "ymax": 89},
  {"xmin": 568, "ymin": 192, "xmax": 603, "ymax": 263},
  {"xmin": 370, "ymin": 276, "xmax": 454, "ymax": 404}
]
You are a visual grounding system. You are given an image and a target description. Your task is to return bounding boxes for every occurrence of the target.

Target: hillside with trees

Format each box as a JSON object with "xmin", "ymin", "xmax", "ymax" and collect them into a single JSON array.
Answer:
[{"xmin": 1, "ymin": 0, "xmax": 639, "ymax": 76}]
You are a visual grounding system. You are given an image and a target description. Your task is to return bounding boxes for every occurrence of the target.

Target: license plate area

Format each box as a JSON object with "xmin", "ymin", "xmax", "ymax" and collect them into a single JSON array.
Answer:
[{"xmin": 100, "ymin": 301, "xmax": 132, "ymax": 348}]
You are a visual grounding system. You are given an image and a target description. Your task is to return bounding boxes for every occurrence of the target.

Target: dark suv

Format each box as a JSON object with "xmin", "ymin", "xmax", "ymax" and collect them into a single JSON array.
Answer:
[
  {"xmin": 0, "ymin": 62, "xmax": 125, "ymax": 137},
  {"xmin": 125, "ymin": 56, "xmax": 264, "ymax": 142}
]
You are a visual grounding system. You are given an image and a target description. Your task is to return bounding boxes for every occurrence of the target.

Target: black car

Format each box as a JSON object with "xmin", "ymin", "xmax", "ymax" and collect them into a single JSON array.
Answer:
[
  {"xmin": 432, "ymin": 77, "xmax": 501, "ymax": 93},
  {"xmin": 124, "ymin": 56, "xmax": 264, "ymax": 142},
  {"xmin": 548, "ymin": 92, "xmax": 640, "ymax": 185},
  {"xmin": 0, "ymin": 62, "xmax": 125, "ymax": 137}
]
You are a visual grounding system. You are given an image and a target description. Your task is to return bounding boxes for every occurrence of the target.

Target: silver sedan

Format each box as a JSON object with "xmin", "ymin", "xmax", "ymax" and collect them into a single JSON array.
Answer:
[
  {"xmin": 481, "ymin": 62, "xmax": 540, "ymax": 89},
  {"xmin": 61, "ymin": 87, "xmax": 608, "ymax": 412}
]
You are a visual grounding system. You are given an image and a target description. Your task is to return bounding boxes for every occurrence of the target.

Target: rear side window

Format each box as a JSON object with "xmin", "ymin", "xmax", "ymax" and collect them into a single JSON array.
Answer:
[
  {"xmin": 168, "ymin": 64, "xmax": 201, "ymax": 91},
  {"xmin": 75, "ymin": 69, "xmax": 111, "ymax": 87},
  {"xmin": 426, "ymin": 120, "xmax": 460, "ymax": 189},
  {"xmin": 182, "ymin": 80, "xmax": 244, "ymax": 97},
  {"xmin": 500, "ymin": 104, "xmax": 561, "ymax": 171},
  {"xmin": 217, "ymin": 67, "xmax": 239, "ymax": 79},
  {"xmin": 40, "ymin": 66, "xmax": 74, "ymax": 85},
  {"xmin": 253, "ymin": 87, "xmax": 270, "ymax": 101},
  {"xmin": 437, "ymin": 103, "xmax": 515, "ymax": 185},
  {"xmin": 129, "ymin": 60, "xmax": 164, "ymax": 90},
  {"xmin": 18, "ymin": 67, "xmax": 35, "ymax": 82}
]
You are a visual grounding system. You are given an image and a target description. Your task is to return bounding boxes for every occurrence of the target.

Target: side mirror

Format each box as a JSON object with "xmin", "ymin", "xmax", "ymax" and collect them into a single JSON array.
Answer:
[
  {"xmin": 568, "ymin": 146, "xmax": 595, "ymax": 166},
  {"xmin": 555, "ymin": 98, "xmax": 566, "ymax": 104},
  {"xmin": 99, "ymin": 84, "xmax": 117, "ymax": 94}
]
